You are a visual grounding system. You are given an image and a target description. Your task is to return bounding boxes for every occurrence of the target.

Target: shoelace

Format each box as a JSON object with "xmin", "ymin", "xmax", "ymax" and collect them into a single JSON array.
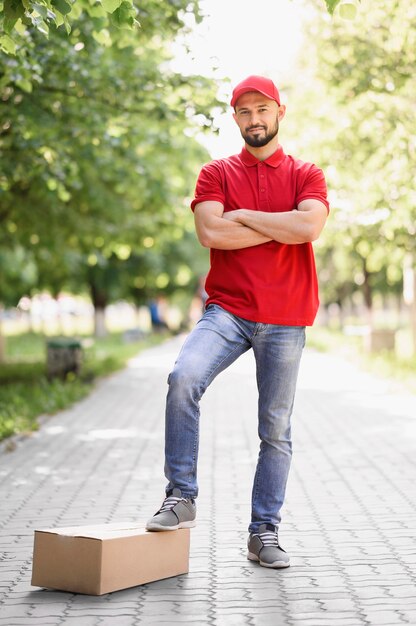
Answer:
[
  {"xmin": 158, "ymin": 495, "xmax": 184, "ymax": 513},
  {"xmin": 258, "ymin": 530, "xmax": 280, "ymax": 548}
]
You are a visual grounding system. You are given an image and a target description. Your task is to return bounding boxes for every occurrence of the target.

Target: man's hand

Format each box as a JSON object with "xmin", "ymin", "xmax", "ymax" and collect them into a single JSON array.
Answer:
[{"xmin": 222, "ymin": 209, "xmax": 249, "ymax": 223}]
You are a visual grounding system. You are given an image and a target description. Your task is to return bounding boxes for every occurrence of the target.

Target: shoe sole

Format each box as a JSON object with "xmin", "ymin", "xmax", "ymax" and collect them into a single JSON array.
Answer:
[
  {"xmin": 247, "ymin": 551, "xmax": 290, "ymax": 569},
  {"xmin": 146, "ymin": 520, "xmax": 196, "ymax": 532}
]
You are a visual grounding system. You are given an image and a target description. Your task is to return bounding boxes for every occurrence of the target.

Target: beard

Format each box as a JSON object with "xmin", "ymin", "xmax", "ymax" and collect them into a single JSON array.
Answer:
[{"xmin": 241, "ymin": 116, "xmax": 279, "ymax": 148}]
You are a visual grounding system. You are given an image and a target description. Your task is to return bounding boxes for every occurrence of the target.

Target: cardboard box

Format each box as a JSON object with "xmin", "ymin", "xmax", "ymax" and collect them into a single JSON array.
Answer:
[{"xmin": 31, "ymin": 523, "xmax": 190, "ymax": 595}]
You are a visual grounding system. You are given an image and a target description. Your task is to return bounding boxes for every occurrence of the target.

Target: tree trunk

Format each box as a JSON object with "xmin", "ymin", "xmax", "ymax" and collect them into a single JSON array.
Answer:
[
  {"xmin": 362, "ymin": 260, "xmax": 373, "ymax": 326},
  {"xmin": 94, "ymin": 307, "xmax": 107, "ymax": 338},
  {"xmin": 89, "ymin": 282, "xmax": 108, "ymax": 338},
  {"xmin": 0, "ymin": 304, "xmax": 6, "ymax": 363}
]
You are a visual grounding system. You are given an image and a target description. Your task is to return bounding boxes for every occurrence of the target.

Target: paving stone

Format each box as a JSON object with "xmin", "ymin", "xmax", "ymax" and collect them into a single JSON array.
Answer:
[
  {"xmin": 281, "ymin": 598, "xmax": 323, "ymax": 612},
  {"xmin": 59, "ymin": 616, "xmax": 98, "ymax": 626},
  {"xmin": 384, "ymin": 585, "xmax": 416, "ymax": 598},
  {"xmin": 68, "ymin": 607, "xmax": 138, "ymax": 616},
  {"xmin": 320, "ymin": 597, "xmax": 359, "ymax": 611},
  {"xmin": 0, "ymin": 614, "xmax": 58, "ymax": 626},
  {"xmin": 290, "ymin": 613, "xmax": 360, "ymax": 626},
  {"xmin": 96, "ymin": 616, "xmax": 139, "ymax": 626},
  {"xmin": 361, "ymin": 610, "xmax": 405, "ymax": 624},
  {"xmin": 214, "ymin": 612, "xmax": 255, "ymax": 625},
  {"xmin": 354, "ymin": 586, "xmax": 392, "ymax": 599},
  {"xmin": 362, "ymin": 598, "xmax": 416, "ymax": 609},
  {"xmin": 250, "ymin": 617, "xmax": 291, "ymax": 626},
  {"xmin": 311, "ymin": 575, "xmax": 347, "ymax": 587},
  {"xmin": 400, "ymin": 610, "xmax": 416, "ymax": 623},
  {"xmin": 138, "ymin": 613, "xmax": 213, "ymax": 626},
  {"xmin": 291, "ymin": 611, "xmax": 360, "ymax": 620},
  {"xmin": 215, "ymin": 588, "xmax": 250, "ymax": 601},
  {"xmin": 293, "ymin": 588, "xmax": 384, "ymax": 605},
  {"xmin": 22, "ymin": 603, "xmax": 70, "ymax": 617},
  {"xmin": 0, "ymin": 605, "xmax": 33, "ymax": 618}
]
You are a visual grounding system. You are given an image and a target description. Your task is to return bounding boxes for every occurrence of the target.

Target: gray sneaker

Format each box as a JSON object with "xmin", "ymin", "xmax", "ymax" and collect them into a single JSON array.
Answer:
[
  {"xmin": 146, "ymin": 487, "xmax": 196, "ymax": 531},
  {"xmin": 247, "ymin": 523, "xmax": 290, "ymax": 568}
]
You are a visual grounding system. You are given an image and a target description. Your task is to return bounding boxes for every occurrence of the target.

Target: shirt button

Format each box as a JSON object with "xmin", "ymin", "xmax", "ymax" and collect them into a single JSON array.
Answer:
[
  {"xmin": 260, "ymin": 174, "xmax": 265, "ymax": 178},
  {"xmin": 260, "ymin": 188, "xmax": 265, "ymax": 193}
]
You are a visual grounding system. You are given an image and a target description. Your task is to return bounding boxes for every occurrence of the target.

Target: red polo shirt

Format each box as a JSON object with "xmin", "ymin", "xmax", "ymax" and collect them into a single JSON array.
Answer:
[{"xmin": 190, "ymin": 146, "xmax": 329, "ymax": 326}]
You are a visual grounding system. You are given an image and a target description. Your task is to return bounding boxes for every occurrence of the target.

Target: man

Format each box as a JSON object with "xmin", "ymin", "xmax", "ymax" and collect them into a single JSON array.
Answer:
[{"xmin": 146, "ymin": 75, "xmax": 329, "ymax": 569}]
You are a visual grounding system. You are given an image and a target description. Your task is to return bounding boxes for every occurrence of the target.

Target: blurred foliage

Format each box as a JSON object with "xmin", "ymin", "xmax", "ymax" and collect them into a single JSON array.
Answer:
[
  {"xmin": 0, "ymin": 0, "xmax": 202, "ymax": 55},
  {"xmin": 0, "ymin": 0, "xmax": 356, "ymax": 55},
  {"xmin": 0, "ymin": 1, "xmax": 219, "ymax": 333},
  {"xmin": 284, "ymin": 0, "xmax": 416, "ymax": 318}
]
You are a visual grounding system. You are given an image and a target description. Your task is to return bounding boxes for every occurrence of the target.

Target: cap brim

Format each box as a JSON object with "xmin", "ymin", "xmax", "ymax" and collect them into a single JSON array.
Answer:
[{"xmin": 231, "ymin": 87, "xmax": 279, "ymax": 107}]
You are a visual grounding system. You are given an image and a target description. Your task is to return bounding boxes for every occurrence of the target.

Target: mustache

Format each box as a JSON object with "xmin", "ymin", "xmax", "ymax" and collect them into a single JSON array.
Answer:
[{"xmin": 246, "ymin": 125, "xmax": 266, "ymax": 131}]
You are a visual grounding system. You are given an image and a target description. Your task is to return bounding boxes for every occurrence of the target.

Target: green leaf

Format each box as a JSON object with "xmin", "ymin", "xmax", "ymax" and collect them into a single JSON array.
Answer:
[
  {"xmin": 325, "ymin": 0, "xmax": 340, "ymax": 15},
  {"xmin": 338, "ymin": 1, "xmax": 357, "ymax": 19},
  {"xmin": 86, "ymin": 4, "xmax": 107, "ymax": 18},
  {"xmin": 0, "ymin": 34, "xmax": 16, "ymax": 54},
  {"xmin": 91, "ymin": 16, "xmax": 107, "ymax": 30},
  {"xmin": 92, "ymin": 28, "xmax": 112, "ymax": 46},
  {"xmin": 2, "ymin": 15, "xmax": 18, "ymax": 32},
  {"xmin": 51, "ymin": 0, "xmax": 72, "ymax": 16},
  {"xmin": 3, "ymin": 0, "xmax": 24, "ymax": 32},
  {"xmin": 31, "ymin": 14, "xmax": 49, "ymax": 35},
  {"xmin": 16, "ymin": 77, "xmax": 32, "ymax": 92},
  {"xmin": 54, "ymin": 11, "xmax": 63, "ymax": 26},
  {"xmin": 110, "ymin": 1, "xmax": 135, "ymax": 29},
  {"xmin": 4, "ymin": 0, "xmax": 25, "ymax": 20},
  {"xmin": 32, "ymin": 2, "xmax": 48, "ymax": 18},
  {"xmin": 101, "ymin": 0, "xmax": 122, "ymax": 15},
  {"xmin": 14, "ymin": 19, "xmax": 27, "ymax": 34},
  {"xmin": 62, "ymin": 14, "xmax": 71, "ymax": 33}
]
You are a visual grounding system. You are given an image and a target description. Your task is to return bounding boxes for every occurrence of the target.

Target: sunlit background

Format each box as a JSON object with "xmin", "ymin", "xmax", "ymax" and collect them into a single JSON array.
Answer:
[
  {"xmin": 1, "ymin": 0, "xmax": 415, "ymax": 439},
  {"xmin": 171, "ymin": 0, "xmax": 306, "ymax": 158}
]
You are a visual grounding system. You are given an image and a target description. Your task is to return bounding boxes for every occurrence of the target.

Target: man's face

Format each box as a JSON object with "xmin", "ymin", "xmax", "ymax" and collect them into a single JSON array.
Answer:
[{"xmin": 233, "ymin": 92, "xmax": 285, "ymax": 148}]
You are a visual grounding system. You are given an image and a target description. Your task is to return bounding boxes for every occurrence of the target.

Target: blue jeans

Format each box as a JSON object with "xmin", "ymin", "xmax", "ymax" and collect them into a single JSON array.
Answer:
[{"xmin": 164, "ymin": 304, "xmax": 305, "ymax": 534}]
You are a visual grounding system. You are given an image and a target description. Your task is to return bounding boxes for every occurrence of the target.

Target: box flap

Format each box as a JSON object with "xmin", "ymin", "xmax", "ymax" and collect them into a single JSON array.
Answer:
[{"xmin": 35, "ymin": 523, "xmax": 149, "ymax": 540}]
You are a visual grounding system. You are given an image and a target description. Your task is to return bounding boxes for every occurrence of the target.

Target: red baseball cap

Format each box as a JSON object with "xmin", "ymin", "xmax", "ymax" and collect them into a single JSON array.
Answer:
[{"xmin": 231, "ymin": 75, "xmax": 281, "ymax": 108}]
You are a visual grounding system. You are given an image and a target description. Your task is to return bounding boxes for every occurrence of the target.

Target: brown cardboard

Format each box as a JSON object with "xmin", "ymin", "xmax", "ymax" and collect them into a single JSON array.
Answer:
[{"xmin": 31, "ymin": 523, "xmax": 190, "ymax": 595}]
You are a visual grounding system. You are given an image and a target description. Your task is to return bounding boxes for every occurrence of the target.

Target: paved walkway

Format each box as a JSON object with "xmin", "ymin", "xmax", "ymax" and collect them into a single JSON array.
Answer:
[{"xmin": 1, "ymin": 334, "xmax": 416, "ymax": 626}]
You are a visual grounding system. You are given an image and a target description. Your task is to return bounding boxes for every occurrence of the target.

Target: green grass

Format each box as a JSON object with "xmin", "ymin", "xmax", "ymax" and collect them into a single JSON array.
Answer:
[
  {"xmin": 306, "ymin": 325, "xmax": 416, "ymax": 394},
  {"xmin": 0, "ymin": 330, "xmax": 169, "ymax": 442}
]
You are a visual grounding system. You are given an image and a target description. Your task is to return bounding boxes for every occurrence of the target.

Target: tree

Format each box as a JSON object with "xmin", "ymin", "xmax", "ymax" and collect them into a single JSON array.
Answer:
[
  {"xmin": 0, "ymin": 0, "xmax": 203, "ymax": 55},
  {"xmin": 0, "ymin": 0, "xmax": 359, "ymax": 56},
  {"xmin": 283, "ymin": 0, "xmax": 415, "ymax": 336},
  {"xmin": 0, "ymin": 2, "xmax": 221, "ymax": 349}
]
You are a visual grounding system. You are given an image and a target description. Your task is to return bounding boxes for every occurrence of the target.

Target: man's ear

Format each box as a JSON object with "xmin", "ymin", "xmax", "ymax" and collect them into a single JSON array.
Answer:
[{"xmin": 278, "ymin": 105, "xmax": 287, "ymax": 121}]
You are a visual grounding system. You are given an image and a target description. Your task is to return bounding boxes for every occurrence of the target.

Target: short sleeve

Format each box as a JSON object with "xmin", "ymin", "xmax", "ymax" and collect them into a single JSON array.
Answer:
[
  {"xmin": 296, "ymin": 164, "xmax": 330, "ymax": 213},
  {"xmin": 190, "ymin": 161, "xmax": 226, "ymax": 212}
]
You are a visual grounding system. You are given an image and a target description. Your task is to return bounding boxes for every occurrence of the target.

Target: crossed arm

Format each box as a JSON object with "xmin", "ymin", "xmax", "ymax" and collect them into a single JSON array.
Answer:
[{"xmin": 194, "ymin": 200, "xmax": 328, "ymax": 250}]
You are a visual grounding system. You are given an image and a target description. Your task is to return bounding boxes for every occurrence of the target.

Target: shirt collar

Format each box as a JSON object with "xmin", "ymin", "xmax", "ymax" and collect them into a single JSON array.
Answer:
[{"xmin": 239, "ymin": 145, "xmax": 286, "ymax": 168}]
